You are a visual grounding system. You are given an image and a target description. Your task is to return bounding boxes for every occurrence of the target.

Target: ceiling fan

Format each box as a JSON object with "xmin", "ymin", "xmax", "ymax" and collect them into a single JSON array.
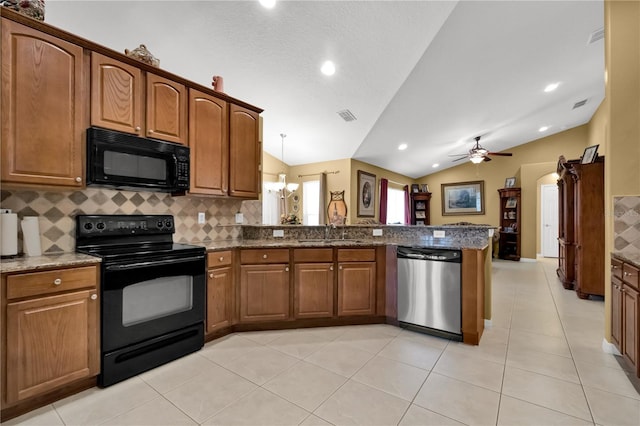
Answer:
[{"xmin": 449, "ymin": 136, "xmax": 513, "ymax": 163}]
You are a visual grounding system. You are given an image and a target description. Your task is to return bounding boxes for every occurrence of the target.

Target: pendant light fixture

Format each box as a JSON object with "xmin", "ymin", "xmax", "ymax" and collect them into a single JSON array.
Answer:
[{"xmin": 274, "ymin": 133, "xmax": 299, "ymax": 195}]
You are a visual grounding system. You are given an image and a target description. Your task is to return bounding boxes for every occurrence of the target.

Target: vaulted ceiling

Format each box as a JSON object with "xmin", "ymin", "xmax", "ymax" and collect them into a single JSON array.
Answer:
[{"xmin": 47, "ymin": 0, "xmax": 604, "ymax": 178}]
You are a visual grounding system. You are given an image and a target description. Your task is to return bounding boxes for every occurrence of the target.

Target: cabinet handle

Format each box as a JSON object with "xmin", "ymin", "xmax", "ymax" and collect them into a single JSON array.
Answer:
[
  {"xmin": 219, "ymin": 256, "xmax": 224, "ymax": 262},
  {"xmin": 90, "ymin": 294, "xmax": 97, "ymax": 300},
  {"xmin": 209, "ymin": 273, "xmax": 214, "ymax": 278},
  {"xmin": 75, "ymin": 177, "xmax": 82, "ymax": 183},
  {"xmin": 263, "ymin": 254, "xmax": 268, "ymax": 259},
  {"xmin": 612, "ymin": 265, "xmax": 619, "ymax": 270},
  {"xmin": 330, "ymin": 265, "xmax": 334, "ymax": 271},
  {"xmin": 339, "ymin": 265, "xmax": 343, "ymax": 270},
  {"xmin": 285, "ymin": 267, "xmax": 289, "ymax": 272},
  {"xmin": 53, "ymin": 278, "xmax": 62, "ymax": 285},
  {"xmin": 148, "ymin": 129, "xmax": 154, "ymax": 134},
  {"xmin": 135, "ymin": 126, "xmax": 141, "ymax": 132},
  {"xmin": 625, "ymin": 271, "xmax": 636, "ymax": 277}
]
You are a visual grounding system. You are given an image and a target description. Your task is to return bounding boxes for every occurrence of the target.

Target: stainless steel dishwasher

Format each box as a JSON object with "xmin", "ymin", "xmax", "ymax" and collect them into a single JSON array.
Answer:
[{"xmin": 397, "ymin": 246, "xmax": 462, "ymax": 340}]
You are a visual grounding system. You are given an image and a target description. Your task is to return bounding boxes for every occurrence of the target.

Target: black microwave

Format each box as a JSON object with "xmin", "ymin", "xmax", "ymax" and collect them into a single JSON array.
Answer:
[{"xmin": 87, "ymin": 127, "xmax": 190, "ymax": 193}]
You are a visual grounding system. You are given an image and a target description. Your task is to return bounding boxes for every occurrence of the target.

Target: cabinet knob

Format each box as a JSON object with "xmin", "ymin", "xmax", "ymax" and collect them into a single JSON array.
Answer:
[
  {"xmin": 263, "ymin": 254, "xmax": 268, "ymax": 259},
  {"xmin": 209, "ymin": 273, "xmax": 214, "ymax": 278},
  {"xmin": 90, "ymin": 294, "xmax": 97, "ymax": 300},
  {"xmin": 135, "ymin": 126, "xmax": 141, "ymax": 132},
  {"xmin": 53, "ymin": 278, "xmax": 62, "ymax": 285},
  {"xmin": 219, "ymin": 257, "xmax": 224, "ymax": 262},
  {"xmin": 75, "ymin": 177, "xmax": 82, "ymax": 183},
  {"xmin": 148, "ymin": 129, "xmax": 154, "ymax": 134},
  {"xmin": 612, "ymin": 265, "xmax": 619, "ymax": 270},
  {"xmin": 339, "ymin": 265, "xmax": 343, "ymax": 270},
  {"xmin": 330, "ymin": 265, "xmax": 334, "ymax": 271},
  {"xmin": 285, "ymin": 267, "xmax": 289, "ymax": 272}
]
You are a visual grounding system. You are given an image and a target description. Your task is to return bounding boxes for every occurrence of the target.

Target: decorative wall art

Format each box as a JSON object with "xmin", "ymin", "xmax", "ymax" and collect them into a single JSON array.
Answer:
[
  {"xmin": 441, "ymin": 180, "xmax": 485, "ymax": 216},
  {"xmin": 357, "ymin": 171, "xmax": 376, "ymax": 217},
  {"xmin": 327, "ymin": 191, "xmax": 347, "ymax": 225}
]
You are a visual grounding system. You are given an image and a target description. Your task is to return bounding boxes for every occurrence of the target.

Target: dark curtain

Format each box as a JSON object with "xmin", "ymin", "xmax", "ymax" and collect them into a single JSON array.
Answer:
[
  {"xmin": 379, "ymin": 178, "xmax": 388, "ymax": 224},
  {"xmin": 403, "ymin": 185, "xmax": 411, "ymax": 225}
]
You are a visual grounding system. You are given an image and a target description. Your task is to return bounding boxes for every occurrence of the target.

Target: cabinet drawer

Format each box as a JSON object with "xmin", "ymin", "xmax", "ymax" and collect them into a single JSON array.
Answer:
[
  {"xmin": 612, "ymin": 258, "xmax": 624, "ymax": 281},
  {"xmin": 241, "ymin": 249, "xmax": 289, "ymax": 264},
  {"xmin": 7, "ymin": 266, "xmax": 98, "ymax": 300},
  {"xmin": 208, "ymin": 250, "xmax": 233, "ymax": 268},
  {"xmin": 623, "ymin": 263, "xmax": 640, "ymax": 290},
  {"xmin": 294, "ymin": 248, "xmax": 333, "ymax": 263},
  {"xmin": 337, "ymin": 248, "xmax": 375, "ymax": 262}
]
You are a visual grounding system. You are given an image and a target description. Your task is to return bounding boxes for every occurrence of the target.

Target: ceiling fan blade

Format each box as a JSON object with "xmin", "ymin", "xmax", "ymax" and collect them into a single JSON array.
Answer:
[
  {"xmin": 448, "ymin": 153, "xmax": 468, "ymax": 157},
  {"xmin": 483, "ymin": 156, "xmax": 492, "ymax": 162},
  {"xmin": 451, "ymin": 156, "xmax": 469, "ymax": 162},
  {"xmin": 487, "ymin": 152, "xmax": 513, "ymax": 157}
]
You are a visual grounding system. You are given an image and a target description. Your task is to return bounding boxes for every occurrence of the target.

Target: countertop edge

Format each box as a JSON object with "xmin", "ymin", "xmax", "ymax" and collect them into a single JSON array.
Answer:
[
  {"xmin": 612, "ymin": 252, "xmax": 640, "ymax": 269},
  {"xmin": 1, "ymin": 253, "xmax": 102, "ymax": 274}
]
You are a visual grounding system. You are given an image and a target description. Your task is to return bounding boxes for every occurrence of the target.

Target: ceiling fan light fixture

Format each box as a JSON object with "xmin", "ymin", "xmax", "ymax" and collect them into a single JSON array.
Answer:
[
  {"xmin": 398, "ymin": 143, "xmax": 408, "ymax": 151},
  {"xmin": 259, "ymin": 0, "xmax": 276, "ymax": 9},
  {"xmin": 470, "ymin": 154, "xmax": 484, "ymax": 164}
]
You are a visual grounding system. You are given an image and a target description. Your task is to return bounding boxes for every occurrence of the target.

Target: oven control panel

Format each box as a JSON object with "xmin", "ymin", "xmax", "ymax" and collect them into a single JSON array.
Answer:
[{"xmin": 76, "ymin": 215, "xmax": 175, "ymax": 237}]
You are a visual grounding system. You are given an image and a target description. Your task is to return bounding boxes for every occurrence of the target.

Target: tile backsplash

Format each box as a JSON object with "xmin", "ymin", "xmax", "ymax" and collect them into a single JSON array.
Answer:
[
  {"xmin": 614, "ymin": 196, "xmax": 640, "ymax": 254},
  {"xmin": 1, "ymin": 188, "xmax": 250, "ymax": 254}
]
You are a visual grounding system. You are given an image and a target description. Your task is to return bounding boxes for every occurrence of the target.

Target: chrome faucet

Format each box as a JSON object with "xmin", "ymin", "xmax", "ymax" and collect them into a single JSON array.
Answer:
[
  {"xmin": 325, "ymin": 223, "xmax": 336, "ymax": 239},
  {"xmin": 341, "ymin": 226, "xmax": 348, "ymax": 240}
]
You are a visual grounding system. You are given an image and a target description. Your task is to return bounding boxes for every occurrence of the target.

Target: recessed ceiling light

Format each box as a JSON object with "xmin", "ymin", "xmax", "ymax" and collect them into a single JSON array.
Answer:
[
  {"xmin": 321, "ymin": 61, "xmax": 336, "ymax": 76},
  {"xmin": 544, "ymin": 82, "xmax": 560, "ymax": 92},
  {"xmin": 539, "ymin": 126, "xmax": 549, "ymax": 132},
  {"xmin": 432, "ymin": 163, "xmax": 439, "ymax": 168},
  {"xmin": 398, "ymin": 143, "xmax": 408, "ymax": 151},
  {"xmin": 259, "ymin": 0, "xmax": 276, "ymax": 9}
]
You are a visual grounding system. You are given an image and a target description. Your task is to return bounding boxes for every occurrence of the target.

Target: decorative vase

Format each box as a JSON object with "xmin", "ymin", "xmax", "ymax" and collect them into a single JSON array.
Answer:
[
  {"xmin": 124, "ymin": 44, "xmax": 160, "ymax": 67},
  {"xmin": 1, "ymin": 0, "xmax": 45, "ymax": 21},
  {"xmin": 212, "ymin": 75, "xmax": 225, "ymax": 93}
]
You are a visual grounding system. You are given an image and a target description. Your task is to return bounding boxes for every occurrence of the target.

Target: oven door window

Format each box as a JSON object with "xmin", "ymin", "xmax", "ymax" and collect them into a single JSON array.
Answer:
[{"xmin": 122, "ymin": 275, "xmax": 192, "ymax": 326}]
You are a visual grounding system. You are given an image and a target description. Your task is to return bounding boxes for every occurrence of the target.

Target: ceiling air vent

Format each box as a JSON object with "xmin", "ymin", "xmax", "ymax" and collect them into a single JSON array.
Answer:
[
  {"xmin": 337, "ymin": 109, "xmax": 357, "ymax": 122},
  {"xmin": 588, "ymin": 27, "xmax": 604, "ymax": 45},
  {"xmin": 572, "ymin": 99, "xmax": 589, "ymax": 110}
]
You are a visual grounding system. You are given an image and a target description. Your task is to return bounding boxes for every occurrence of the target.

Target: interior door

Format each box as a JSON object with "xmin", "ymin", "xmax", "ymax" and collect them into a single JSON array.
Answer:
[{"xmin": 541, "ymin": 184, "xmax": 559, "ymax": 258}]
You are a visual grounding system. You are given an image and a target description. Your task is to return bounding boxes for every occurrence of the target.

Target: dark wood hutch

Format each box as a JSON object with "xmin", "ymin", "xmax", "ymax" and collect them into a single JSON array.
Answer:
[{"xmin": 410, "ymin": 192, "xmax": 432, "ymax": 225}]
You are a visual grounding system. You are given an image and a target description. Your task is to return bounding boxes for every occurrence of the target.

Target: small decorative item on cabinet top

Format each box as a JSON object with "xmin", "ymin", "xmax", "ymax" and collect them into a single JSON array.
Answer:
[
  {"xmin": 504, "ymin": 177, "xmax": 516, "ymax": 188},
  {"xmin": 411, "ymin": 184, "xmax": 420, "ymax": 193},
  {"xmin": 124, "ymin": 44, "xmax": 160, "ymax": 67},
  {"xmin": 2, "ymin": 0, "xmax": 45, "ymax": 20},
  {"xmin": 212, "ymin": 75, "xmax": 225, "ymax": 93}
]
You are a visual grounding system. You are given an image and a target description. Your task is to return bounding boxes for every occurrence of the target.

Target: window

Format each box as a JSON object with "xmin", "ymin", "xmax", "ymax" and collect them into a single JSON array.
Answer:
[
  {"xmin": 262, "ymin": 183, "xmax": 281, "ymax": 225},
  {"xmin": 386, "ymin": 187, "xmax": 406, "ymax": 224},
  {"xmin": 303, "ymin": 180, "xmax": 320, "ymax": 225}
]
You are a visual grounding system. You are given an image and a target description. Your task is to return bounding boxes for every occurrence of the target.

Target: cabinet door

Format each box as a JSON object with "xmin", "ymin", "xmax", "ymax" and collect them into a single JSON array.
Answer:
[
  {"xmin": 623, "ymin": 285, "xmax": 639, "ymax": 373},
  {"xmin": 240, "ymin": 264, "xmax": 289, "ymax": 322},
  {"xmin": 91, "ymin": 52, "xmax": 143, "ymax": 135},
  {"xmin": 611, "ymin": 277, "xmax": 623, "ymax": 351},
  {"xmin": 188, "ymin": 89, "xmax": 229, "ymax": 195},
  {"xmin": 294, "ymin": 263, "xmax": 334, "ymax": 319},
  {"xmin": 337, "ymin": 262, "xmax": 376, "ymax": 316},
  {"xmin": 1, "ymin": 19, "xmax": 85, "ymax": 188},
  {"xmin": 207, "ymin": 266, "xmax": 233, "ymax": 333},
  {"xmin": 146, "ymin": 73, "xmax": 187, "ymax": 144},
  {"xmin": 229, "ymin": 104, "xmax": 260, "ymax": 199},
  {"xmin": 6, "ymin": 289, "xmax": 99, "ymax": 404}
]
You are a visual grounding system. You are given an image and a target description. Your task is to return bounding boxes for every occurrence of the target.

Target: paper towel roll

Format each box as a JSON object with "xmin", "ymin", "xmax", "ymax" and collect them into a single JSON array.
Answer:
[
  {"xmin": 21, "ymin": 216, "xmax": 42, "ymax": 257},
  {"xmin": 1, "ymin": 213, "xmax": 18, "ymax": 256}
]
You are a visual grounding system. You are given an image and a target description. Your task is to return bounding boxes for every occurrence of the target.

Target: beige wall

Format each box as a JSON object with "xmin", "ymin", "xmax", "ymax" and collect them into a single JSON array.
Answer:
[{"xmin": 419, "ymin": 126, "xmax": 589, "ymax": 258}]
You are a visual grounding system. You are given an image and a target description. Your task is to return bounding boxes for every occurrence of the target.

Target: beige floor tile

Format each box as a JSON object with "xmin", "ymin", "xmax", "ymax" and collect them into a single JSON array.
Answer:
[
  {"xmin": 398, "ymin": 404, "xmax": 465, "ymax": 426},
  {"xmin": 100, "ymin": 397, "xmax": 197, "ymax": 425},
  {"xmin": 351, "ymin": 355, "xmax": 429, "ymax": 401},
  {"xmin": 239, "ymin": 329, "xmax": 292, "ymax": 345},
  {"xmin": 502, "ymin": 366, "xmax": 592, "ymax": 421},
  {"xmin": 498, "ymin": 395, "xmax": 594, "ymax": 425},
  {"xmin": 199, "ymin": 334, "xmax": 261, "ymax": 366},
  {"xmin": 314, "ymin": 380, "xmax": 410, "ymax": 425},
  {"xmin": 263, "ymin": 361, "xmax": 347, "ymax": 411},
  {"xmin": 266, "ymin": 330, "xmax": 332, "ymax": 359},
  {"xmin": 139, "ymin": 352, "xmax": 218, "ymax": 394},
  {"xmin": 220, "ymin": 346, "xmax": 300, "ymax": 385},
  {"xmin": 570, "ymin": 344, "xmax": 624, "ymax": 370},
  {"xmin": 507, "ymin": 329, "xmax": 572, "ymax": 358},
  {"xmin": 333, "ymin": 325, "xmax": 397, "ymax": 353},
  {"xmin": 584, "ymin": 386, "xmax": 640, "ymax": 426},
  {"xmin": 163, "ymin": 363, "xmax": 257, "ymax": 423},
  {"xmin": 305, "ymin": 341, "xmax": 374, "ymax": 377},
  {"xmin": 53, "ymin": 377, "xmax": 159, "ymax": 426},
  {"xmin": 575, "ymin": 360, "xmax": 640, "ymax": 400},
  {"xmin": 202, "ymin": 388, "xmax": 309, "ymax": 425},
  {"xmin": 2, "ymin": 405, "xmax": 64, "ymax": 426},
  {"xmin": 435, "ymin": 349, "xmax": 505, "ymax": 392},
  {"xmin": 413, "ymin": 372, "xmax": 500, "ymax": 426},
  {"xmin": 378, "ymin": 336, "xmax": 444, "ymax": 370},
  {"xmin": 396, "ymin": 328, "xmax": 451, "ymax": 349},
  {"xmin": 300, "ymin": 414, "xmax": 334, "ymax": 425},
  {"xmin": 295, "ymin": 325, "xmax": 349, "ymax": 341},
  {"xmin": 446, "ymin": 338, "xmax": 508, "ymax": 365},
  {"xmin": 507, "ymin": 346, "xmax": 580, "ymax": 383}
]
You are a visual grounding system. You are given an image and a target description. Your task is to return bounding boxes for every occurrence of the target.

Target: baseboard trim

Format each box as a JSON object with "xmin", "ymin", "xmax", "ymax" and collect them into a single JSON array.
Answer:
[
  {"xmin": 520, "ymin": 257, "xmax": 537, "ymax": 263},
  {"xmin": 602, "ymin": 338, "xmax": 621, "ymax": 355},
  {"xmin": 484, "ymin": 319, "xmax": 492, "ymax": 328}
]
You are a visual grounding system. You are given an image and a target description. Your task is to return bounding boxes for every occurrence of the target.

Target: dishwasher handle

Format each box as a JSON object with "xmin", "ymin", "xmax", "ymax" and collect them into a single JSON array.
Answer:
[{"xmin": 397, "ymin": 246, "xmax": 461, "ymax": 263}]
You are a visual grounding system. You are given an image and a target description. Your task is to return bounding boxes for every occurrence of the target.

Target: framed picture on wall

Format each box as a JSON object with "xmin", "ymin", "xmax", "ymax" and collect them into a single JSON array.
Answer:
[
  {"xmin": 357, "ymin": 170, "xmax": 376, "ymax": 217},
  {"xmin": 441, "ymin": 180, "xmax": 485, "ymax": 216}
]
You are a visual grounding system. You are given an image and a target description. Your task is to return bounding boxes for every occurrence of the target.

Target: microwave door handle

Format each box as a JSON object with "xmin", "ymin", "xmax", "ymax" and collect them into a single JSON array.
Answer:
[
  {"xmin": 105, "ymin": 255, "xmax": 204, "ymax": 271},
  {"xmin": 172, "ymin": 154, "xmax": 179, "ymax": 179}
]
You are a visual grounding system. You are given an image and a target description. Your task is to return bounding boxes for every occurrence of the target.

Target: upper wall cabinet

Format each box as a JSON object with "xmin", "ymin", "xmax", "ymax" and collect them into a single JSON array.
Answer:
[
  {"xmin": 229, "ymin": 104, "xmax": 260, "ymax": 199},
  {"xmin": 91, "ymin": 53, "xmax": 187, "ymax": 145},
  {"xmin": 1, "ymin": 19, "xmax": 86, "ymax": 188}
]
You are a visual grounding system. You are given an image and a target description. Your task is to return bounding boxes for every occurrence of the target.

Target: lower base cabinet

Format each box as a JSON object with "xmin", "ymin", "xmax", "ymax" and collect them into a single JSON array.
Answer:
[
  {"xmin": 206, "ymin": 251, "xmax": 234, "ymax": 334},
  {"xmin": 623, "ymin": 284, "xmax": 639, "ymax": 372},
  {"xmin": 611, "ymin": 255, "xmax": 640, "ymax": 376},
  {"xmin": 294, "ymin": 263, "xmax": 334, "ymax": 318},
  {"xmin": 337, "ymin": 262, "xmax": 376, "ymax": 316},
  {"xmin": 240, "ymin": 264, "xmax": 290, "ymax": 322}
]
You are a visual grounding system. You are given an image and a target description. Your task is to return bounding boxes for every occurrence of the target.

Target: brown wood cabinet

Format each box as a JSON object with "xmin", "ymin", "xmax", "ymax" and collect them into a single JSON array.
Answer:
[
  {"xmin": 293, "ymin": 249, "xmax": 334, "ymax": 319},
  {"xmin": 611, "ymin": 255, "xmax": 640, "ymax": 376},
  {"xmin": 189, "ymin": 89, "xmax": 229, "ymax": 196},
  {"xmin": 239, "ymin": 249, "xmax": 290, "ymax": 323},
  {"xmin": 1, "ymin": 19, "xmax": 86, "ymax": 189},
  {"xmin": 410, "ymin": 192, "xmax": 431, "ymax": 225},
  {"xmin": 2, "ymin": 265, "xmax": 99, "ymax": 406},
  {"xmin": 91, "ymin": 53, "xmax": 187, "ymax": 144},
  {"xmin": 229, "ymin": 104, "xmax": 260, "ymax": 199},
  {"xmin": 557, "ymin": 156, "xmax": 605, "ymax": 298},
  {"xmin": 497, "ymin": 188, "xmax": 521, "ymax": 261},
  {"xmin": 337, "ymin": 249, "xmax": 376, "ymax": 316},
  {"xmin": 206, "ymin": 251, "xmax": 233, "ymax": 334}
]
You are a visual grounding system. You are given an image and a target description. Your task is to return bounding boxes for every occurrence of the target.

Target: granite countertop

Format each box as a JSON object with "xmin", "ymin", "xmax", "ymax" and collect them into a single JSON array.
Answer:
[
  {"xmin": 612, "ymin": 252, "xmax": 640, "ymax": 269},
  {"xmin": 0, "ymin": 253, "xmax": 101, "ymax": 274}
]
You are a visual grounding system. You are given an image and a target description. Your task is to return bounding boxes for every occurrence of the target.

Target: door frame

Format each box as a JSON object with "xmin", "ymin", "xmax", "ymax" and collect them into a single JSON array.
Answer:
[{"xmin": 541, "ymin": 183, "xmax": 559, "ymax": 258}]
